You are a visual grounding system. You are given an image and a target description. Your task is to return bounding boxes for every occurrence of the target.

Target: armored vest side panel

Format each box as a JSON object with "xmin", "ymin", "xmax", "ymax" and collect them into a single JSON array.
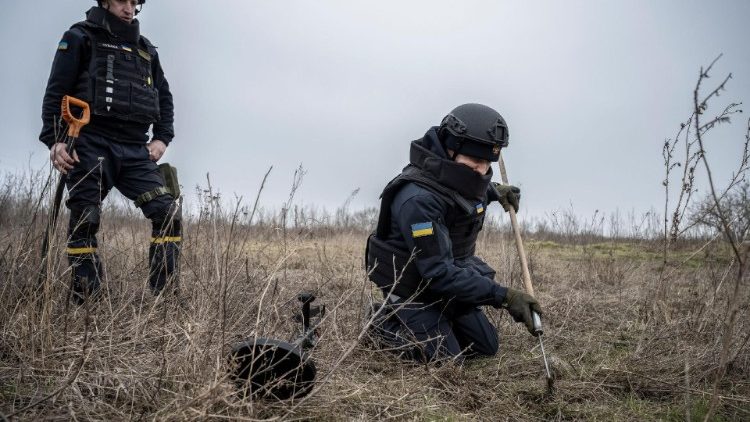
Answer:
[
  {"xmin": 445, "ymin": 203, "xmax": 484, "ymax": 259},
  {"xmin": 366, "ymin": 173, "xmax": 485, "ymax": 300}
]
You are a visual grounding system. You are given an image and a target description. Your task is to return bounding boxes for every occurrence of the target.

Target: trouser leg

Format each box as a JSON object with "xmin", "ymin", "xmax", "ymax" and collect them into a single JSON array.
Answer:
[
  {"xmin": 64, "ymin": 133, "xmax": 112, "ymax": 304},
  {"xmin": 114, "ymin": 143, "xmax": 181, "ymax": 295},
  {"xmin": 451, "ymin": 306, "xmax": 499, "ymax": 358},
  {"xmin": 371, "ymin": 299, "xmax": 498, "ymax": 362},
  {"xmin": 146, "ymin": 200, "xmax": 181, "ymax": 294},
  {"xmin": 66, "ymin": 205, "xmax": 103, "ymax": 304},
  {"xmin": 392, "ymin": 301, "xmax": 462, "ymax": 363},
  {"xmin": 367, "ymin": 301, "xmax": 415, "ymax": 356}
]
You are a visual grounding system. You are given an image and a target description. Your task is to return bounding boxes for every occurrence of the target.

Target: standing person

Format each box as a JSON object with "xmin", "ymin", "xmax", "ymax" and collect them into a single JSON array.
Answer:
[
  {"xmin": 366, "ymin": 103, "xmax": 542, "ymax": 363},
  {"xmin": 40, "ymin": 0, "xmax": 179, "ymax": 303}
]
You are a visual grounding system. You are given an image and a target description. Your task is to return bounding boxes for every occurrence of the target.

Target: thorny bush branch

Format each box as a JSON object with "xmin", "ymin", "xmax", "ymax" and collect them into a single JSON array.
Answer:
[{"xmin": 661, "ymin": 54, "xmax": 749, "ymax": 422}]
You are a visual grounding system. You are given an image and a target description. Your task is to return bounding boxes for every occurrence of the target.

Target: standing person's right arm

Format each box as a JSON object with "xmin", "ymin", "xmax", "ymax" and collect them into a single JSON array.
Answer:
[{"xmin": 40, "ymin": 29, "xmax": 86, "ymax": 149}]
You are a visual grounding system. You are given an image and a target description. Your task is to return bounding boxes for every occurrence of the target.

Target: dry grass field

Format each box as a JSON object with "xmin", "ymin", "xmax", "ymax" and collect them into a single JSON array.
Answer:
[{"xmin": 1, "ymin": 172, "xmax": 748, "ymax": 421}]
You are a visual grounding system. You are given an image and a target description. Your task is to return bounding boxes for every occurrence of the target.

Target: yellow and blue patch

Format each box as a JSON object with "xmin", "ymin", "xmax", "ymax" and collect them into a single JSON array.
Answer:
[
  {"xmin": 121, "ymin": 45, "xmax": 133, "ymax": 52},
  {"xmin": 475, "ymin": 202, "xmax": 485, "ymax": 214},
  {"xmin": 57, "ymin": 41, "xmax": 68, "ymax": 51},
  {"xmin": 411, "ymin": 222, "xmax": 434, "ymax": 238}
]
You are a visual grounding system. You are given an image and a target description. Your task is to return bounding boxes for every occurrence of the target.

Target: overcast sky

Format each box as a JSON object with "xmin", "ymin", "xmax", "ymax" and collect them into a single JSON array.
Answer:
[{"xmin": 2, "ymin": 0, "xmax": 749, "ymax": 224}]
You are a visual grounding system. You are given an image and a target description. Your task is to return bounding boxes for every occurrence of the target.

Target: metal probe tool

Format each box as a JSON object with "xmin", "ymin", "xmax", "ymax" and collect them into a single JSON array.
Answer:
[
  {"xmin": 533, "ymin": 311, "xmax": 554, "ymax": 393},
  {"xmin": 497, "ymin": 152, "xmax": 555, "ymax": 395}
]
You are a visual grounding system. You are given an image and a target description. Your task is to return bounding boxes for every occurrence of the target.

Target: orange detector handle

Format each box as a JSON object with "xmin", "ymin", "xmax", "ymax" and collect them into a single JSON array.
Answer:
[{"xmin": 61, "ymin": 95, "xmax": 90, "ymax": 138}]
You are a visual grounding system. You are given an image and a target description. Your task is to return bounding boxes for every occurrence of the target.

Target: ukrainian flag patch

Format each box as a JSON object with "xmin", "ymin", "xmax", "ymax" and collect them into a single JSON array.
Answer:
[
  {"xmin": 411, "ymin": 222, "xmax": 434, "ymax": 238},
  {"xmin": 475, "ymin": 203, "xmax": 485, "ymax": 214},
  {"xmin": 57, "ymin": 41, "xmax": 68, "ymax": 51}
]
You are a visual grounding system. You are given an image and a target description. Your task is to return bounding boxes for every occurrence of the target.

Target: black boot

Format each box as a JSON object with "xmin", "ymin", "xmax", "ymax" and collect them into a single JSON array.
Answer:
[
  {"xmin": 145, "ymin": 200, "xmax": 182, "ymax": 295},
  {"xmin": 67, "ymin": 205, "xmax": 103, "ymax": 304},
  {"xmin": 148, "ymin": 239, "xmax": 180, "ymax": 294},
  {"xmin": 68, "ymin": 254, "xmax": 103, "ymax": 305}
]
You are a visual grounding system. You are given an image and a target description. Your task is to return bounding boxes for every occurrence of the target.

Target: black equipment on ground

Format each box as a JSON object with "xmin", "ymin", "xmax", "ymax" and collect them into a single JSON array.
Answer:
[{"xmin": 228, "ymin": 292, "xmax": 325, "ymax": 400}]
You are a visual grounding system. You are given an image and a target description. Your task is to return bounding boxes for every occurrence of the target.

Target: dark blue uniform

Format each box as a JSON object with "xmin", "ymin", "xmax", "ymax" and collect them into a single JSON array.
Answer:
[
  {"xmin": 40, "ymin": 7, "xmax": 179, "ymax": 302},
  {"xmin": 40, "ymin": 8, "xmax": 173, "ymax": 148},
  {"xmin": 367, "ymin": 128, "xmax": 509, "ymax": 362}
]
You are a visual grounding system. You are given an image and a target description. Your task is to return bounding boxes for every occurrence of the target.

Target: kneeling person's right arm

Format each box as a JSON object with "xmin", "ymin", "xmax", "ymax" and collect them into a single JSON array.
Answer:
[{"xmin": 392, "ymin": 189, "xmax": 507, "ymax": 307}]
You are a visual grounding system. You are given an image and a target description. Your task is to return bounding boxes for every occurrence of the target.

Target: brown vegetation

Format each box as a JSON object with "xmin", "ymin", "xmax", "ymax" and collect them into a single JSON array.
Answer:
[
  {"xmin": 1, "ymin": 58, "xmax": 748, "ymax": 421},
  {"xmin": 0, "ymin": 174, "xmax": 748, "ymax": 420}
]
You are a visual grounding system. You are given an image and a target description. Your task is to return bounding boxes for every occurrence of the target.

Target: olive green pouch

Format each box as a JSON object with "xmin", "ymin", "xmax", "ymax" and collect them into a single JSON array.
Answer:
[
  {"xmin": 134, "ymin": 163, "xmax": 180, "ymax": 207},
  {"xmin": 159, "ymin": 163, "xmax": 180, "ymax": 198}
]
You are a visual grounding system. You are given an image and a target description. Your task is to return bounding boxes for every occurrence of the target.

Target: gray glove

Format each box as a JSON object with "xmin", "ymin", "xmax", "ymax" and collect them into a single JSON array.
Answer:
[
  {"xmin": 492, "ymin": 183, "xmax": 521, "ymax": 212},
  {"xmin": 502, "ymin": 288, "xmax": 542, "ymax": 335}
]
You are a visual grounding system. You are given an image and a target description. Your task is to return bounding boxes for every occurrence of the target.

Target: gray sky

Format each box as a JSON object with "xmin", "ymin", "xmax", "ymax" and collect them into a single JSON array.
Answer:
[{"xmin": 2, "ymin": 0, "xmax": 749, "ymax": 223}]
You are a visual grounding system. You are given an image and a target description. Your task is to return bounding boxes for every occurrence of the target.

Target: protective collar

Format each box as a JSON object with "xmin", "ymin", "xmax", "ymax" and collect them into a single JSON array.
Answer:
[
  {"xmin": 85, "ymin": 7, "xmax": 140, "ymax": 43},
  {"xmin": 408, "ymin": 127, "xmax": 492, "ymax": 201}
]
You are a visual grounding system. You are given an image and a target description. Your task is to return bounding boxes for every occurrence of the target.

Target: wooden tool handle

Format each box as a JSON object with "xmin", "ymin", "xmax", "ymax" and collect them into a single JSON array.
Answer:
[{"xmin": 497, "ymin": 152, "xmax": 535, "ymax": 297}]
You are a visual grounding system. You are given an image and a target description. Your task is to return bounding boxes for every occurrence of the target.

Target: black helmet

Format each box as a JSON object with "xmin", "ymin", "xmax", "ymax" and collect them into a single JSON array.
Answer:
[
  {"xmin": 439, "ymin": 103, "xmax": 509, "ymax": 162},
  {"xmin": 96, "ymin": 0, "xmax": 145, "ymax": 3},
  {"xmin": 96, "ymin": 0, "xmax": 145, "ymax": 15}
]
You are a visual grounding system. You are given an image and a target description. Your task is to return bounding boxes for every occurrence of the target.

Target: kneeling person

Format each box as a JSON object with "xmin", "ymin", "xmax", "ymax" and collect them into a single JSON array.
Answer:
[{"xmin": 366, "ymin": 103, "xmax": 541, "ymax": 362}]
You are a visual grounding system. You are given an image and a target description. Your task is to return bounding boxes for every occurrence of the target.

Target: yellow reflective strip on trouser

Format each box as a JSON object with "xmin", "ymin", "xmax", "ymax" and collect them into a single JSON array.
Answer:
[
  {"xmin": 150, "ymin": 236, "xmax": 182, "ymax": 244},
  {"xmin": 67, "ymin": 247, "xmax": 97, "ymax": 255}
]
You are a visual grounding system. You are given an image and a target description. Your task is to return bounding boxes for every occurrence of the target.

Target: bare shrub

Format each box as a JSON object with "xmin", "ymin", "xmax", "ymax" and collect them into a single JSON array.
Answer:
[
  {"xmin": 2, "ymin": 163, "xmax": 749, "ymax": 419},
  {"xmin": 2, "ymin": 66, "xmax": 750, "ymax": 418},
  {"xmin": 657, "ymin": 55, "xmax": 750, "ymax": 422}
]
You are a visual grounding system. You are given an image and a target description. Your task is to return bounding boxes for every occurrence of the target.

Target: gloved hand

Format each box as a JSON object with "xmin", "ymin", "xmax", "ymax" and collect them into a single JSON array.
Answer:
[
  {"xmin": 492, "ymin": 183, "xmax": 521, "ymax": 212},
  {"xmin": 502, "ymin": 288, "xmax": 542, "ymax": 335}
]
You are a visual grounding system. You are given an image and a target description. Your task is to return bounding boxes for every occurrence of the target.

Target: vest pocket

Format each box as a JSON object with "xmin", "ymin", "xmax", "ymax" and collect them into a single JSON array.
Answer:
[
  {"xmin": 129, "ymin": 82, "xmax": 160, "ymax": 123},
  {"xmin": 88, "ymin": 43, "xmax": 159, "ymax": 123}
]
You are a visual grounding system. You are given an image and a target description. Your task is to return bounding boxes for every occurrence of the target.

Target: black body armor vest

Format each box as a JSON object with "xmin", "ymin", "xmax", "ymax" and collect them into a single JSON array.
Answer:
[
  {"xmin": 366, "ymin": 139, "xmax": 495, "ymax": 300},
  {"xmin": 71, "ymin": 22, "xmax": 160, "ymax": 124}
]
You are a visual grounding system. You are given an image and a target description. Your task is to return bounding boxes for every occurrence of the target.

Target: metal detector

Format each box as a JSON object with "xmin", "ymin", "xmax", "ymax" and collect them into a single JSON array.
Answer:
[{"xmin": 228, "ymin": 292, "xmax": 325, "ymax": 400}]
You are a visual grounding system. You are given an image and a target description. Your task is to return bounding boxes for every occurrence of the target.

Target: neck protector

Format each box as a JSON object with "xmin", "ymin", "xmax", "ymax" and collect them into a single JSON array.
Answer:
[
  {"xmin": 409, "ymin": 139, "xmax": 492, "ymax": 202},
  {"xmin": 85, "ymin": 7, "xmax": 140, "ymax": 43}
]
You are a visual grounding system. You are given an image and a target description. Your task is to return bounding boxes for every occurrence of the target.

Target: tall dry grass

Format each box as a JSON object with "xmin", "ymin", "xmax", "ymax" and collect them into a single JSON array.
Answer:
[
  {"xmin": 4, "ymin": 57, "xmax": 750, "ymax": 417},
  {"xmin": 0, "ymin": 163, "xmax": 748, "ymax": 421}
]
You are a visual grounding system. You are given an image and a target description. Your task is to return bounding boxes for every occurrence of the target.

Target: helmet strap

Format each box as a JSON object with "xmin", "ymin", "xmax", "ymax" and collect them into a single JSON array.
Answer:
[{"xmin": 450, "ymin": 138, "xmax": 464, "ymax": 162}]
